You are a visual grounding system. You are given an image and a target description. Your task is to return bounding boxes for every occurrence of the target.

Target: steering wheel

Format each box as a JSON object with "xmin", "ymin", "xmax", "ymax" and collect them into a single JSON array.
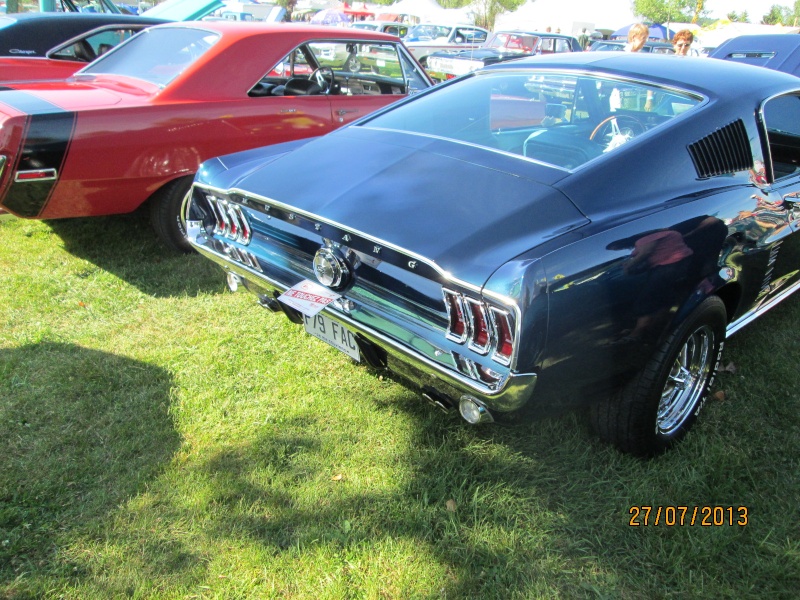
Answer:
[
  {"xmin": 589, "ymin": 115, "xmax": 646, "ymax": 143},
  {"xmin": 309, "ymin": 66, "xmax": 336, "ymax": 94}
]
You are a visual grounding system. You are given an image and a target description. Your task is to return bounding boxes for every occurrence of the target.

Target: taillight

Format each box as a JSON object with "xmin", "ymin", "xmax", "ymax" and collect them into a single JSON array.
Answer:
[{"xmin": 443, "ymin": 289, "xmax": 467, "ymax": 343}]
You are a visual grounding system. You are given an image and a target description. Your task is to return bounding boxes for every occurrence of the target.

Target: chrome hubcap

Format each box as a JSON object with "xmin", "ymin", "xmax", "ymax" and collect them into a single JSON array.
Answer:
[{"xmin": 656, "ymin": 325, "xmax": 714, "ymax": 435}]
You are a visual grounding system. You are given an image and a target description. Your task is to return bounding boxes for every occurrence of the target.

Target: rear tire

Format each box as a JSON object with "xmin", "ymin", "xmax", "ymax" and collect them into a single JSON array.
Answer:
[
  {"xmin": 148, "ymin": 175, "xmax": 194, "ymax": 253},
  {"xmin": 590, "ymin": 296, "xmax": 726, "ymax": 457}
]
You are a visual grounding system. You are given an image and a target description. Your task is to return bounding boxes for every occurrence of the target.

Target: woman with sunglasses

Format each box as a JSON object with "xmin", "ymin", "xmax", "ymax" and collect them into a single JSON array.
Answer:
[{"xmin": 672, "ymin": 29, "xmax": 694, "ymax": 56}]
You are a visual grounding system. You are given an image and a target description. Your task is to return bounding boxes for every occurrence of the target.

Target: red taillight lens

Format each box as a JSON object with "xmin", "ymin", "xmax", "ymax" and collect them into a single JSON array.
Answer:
[{"xmin": 466, "ymin": 298, "xmax": 490, "ymax": 353}]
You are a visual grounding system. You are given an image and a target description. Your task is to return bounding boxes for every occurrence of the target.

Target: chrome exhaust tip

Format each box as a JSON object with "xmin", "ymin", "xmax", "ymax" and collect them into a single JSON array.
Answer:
[
  {"xmin": 459, "ymin": 395, "xmax": 494, "ymax": 424},
  {"xmin": 226, "ymin": 271, "xmax": 242, "ymax": 292}
]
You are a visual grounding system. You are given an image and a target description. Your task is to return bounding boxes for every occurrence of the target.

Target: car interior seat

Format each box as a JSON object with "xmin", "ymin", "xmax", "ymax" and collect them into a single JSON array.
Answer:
[
  {"xmin": 249, "ymin": 82, "xmax": 278, "ymax": 97},
  {"xmin": 72, "ymin": 41, "xmax": 97, "ymax": 63},
  {"xmin": 283, "ymin": 78, "xmax": 322, "ymax": 95}
]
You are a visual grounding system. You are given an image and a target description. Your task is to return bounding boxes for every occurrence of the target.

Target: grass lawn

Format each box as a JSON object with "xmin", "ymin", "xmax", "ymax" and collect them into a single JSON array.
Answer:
[{"xmin": 1, "ymin": 213, "xmax": 798, "ymax": 599}]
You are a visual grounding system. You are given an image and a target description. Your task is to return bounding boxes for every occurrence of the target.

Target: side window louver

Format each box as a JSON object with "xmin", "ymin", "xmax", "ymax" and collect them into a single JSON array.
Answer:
[{"xmin": 687, "ymin": 119, "xmax": 753, "ymax": 179}]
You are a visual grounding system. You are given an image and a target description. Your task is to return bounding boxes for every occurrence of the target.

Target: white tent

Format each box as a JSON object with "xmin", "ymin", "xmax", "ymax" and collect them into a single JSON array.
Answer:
[
  {"xmin": 494, "ymin": 0, "xmax": 636, "ymax": 35},
  {"xmin": 380, "ymin": 0, "xmax": 455, "ymax": 23}
]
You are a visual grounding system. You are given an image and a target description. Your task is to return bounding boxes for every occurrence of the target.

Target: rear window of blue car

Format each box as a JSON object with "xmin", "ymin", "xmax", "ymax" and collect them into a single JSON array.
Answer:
[
  {"xmin": 81, "ymin": 26, "xmax": 220, "ymax": 87},
  {"xmin": 363, "ymin": 70, "xmax": 702, "ymax": 170}
]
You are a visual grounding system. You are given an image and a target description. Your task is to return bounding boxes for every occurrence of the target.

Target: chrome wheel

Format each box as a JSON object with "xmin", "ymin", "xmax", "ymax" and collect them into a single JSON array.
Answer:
[{"xmin": 656, "ymin": 324, "xmax": 714, "ymax": 436}]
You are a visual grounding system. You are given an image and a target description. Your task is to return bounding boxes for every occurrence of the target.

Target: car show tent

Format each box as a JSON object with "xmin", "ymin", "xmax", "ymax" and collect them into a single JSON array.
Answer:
[{"xmin": 493, "ymin": 0, "xmax": 636, "ymax": 36}]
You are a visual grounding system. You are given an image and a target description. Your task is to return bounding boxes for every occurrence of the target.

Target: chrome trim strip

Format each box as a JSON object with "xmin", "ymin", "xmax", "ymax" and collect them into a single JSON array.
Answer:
[
  {"xmin": 195, "ymin": 182, "xmax": 489, "ymax": 296},
  {"xmin": 727, "ymin": 279, "xmax": 800, "ymax": 336}
]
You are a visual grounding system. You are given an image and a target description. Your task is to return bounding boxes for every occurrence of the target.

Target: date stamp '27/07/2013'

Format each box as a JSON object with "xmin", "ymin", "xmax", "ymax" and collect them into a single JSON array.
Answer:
[{"xmin": 628, "ymin": 506, "xmax": 748, "ymax": 527}]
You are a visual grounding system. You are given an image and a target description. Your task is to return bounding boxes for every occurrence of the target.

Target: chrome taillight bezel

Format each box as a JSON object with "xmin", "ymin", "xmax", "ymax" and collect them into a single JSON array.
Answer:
[
  {"xmin": 205, "ymin": 194, "xmax": 252, "ymax": 245},
  {"xmin": 488, "ymin": 307, "xmax": 514, "ymax": 366}
]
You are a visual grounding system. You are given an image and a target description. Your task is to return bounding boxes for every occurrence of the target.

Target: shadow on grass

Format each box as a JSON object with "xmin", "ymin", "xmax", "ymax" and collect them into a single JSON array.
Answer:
[
  {"xmin": 3, "ymin": 310, "xmax": 798, "ymax": 596},
  {"xmin": 0, "ymin": 342, "xmax": 181, "ymax": 586},
  {"xmin": 44, "ymin": 213, "xmax": 223, "ymax": 298}
]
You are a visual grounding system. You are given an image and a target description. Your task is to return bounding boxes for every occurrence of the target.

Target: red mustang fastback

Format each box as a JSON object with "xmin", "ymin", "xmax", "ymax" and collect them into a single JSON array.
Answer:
[{"xmin": 0, "ymin": 22, "xmax": 432, "ymax": 250}]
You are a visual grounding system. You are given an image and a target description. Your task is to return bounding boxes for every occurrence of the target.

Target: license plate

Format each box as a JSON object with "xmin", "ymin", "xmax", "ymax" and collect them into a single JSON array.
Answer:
[{"xmin": 303, "ymin": 312, "xmax": 360, "ymax": 362}]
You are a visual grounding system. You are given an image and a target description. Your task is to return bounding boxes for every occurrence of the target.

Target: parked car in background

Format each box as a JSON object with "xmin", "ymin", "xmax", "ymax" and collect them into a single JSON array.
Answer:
[
  {"xmin": 351, "ymin": 20, "xmax": 409, "ymax": 38},
  {"xmin": 186, "ymin": 53, "xmax": 800, "ymax": 456},
  {"xmin": 426, "ymin": 30, "xmax": 582, "ymax": 82},
  {"xmin": 589, "ymin": 39, "xmax": 675, "ymax": 54},
  {"xmin": 0, "ymin": 22, "xmax": 432, "ymax": 250},
  {"xmin": 709, "ymin": 34, "xmax": 800, "ymax": 76},
  {"xmin": 45, "ymin": 0, "xmax": 128, "ymax": 12},
  {"xmin": 402, "ymin": 23, "xmax": 489, "ymax": 67},
  {"xmin": 0, "ymin": 12, "xmax": 167, "ymax": 82},
  {"xmin": 142, "ymin": 0, "xmax": 224, "ymax": 20}
]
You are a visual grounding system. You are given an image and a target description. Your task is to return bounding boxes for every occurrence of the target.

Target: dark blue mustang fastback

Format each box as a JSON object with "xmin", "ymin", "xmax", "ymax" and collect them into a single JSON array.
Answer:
[{"xmin": 186, "ymin": 53, "xmax": 800, "ymax": 456}]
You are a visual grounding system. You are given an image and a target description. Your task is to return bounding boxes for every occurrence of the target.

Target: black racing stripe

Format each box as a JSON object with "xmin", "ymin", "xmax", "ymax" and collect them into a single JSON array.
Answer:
[
  {"xmin": 2, "ymin": 112, "xmax": 76, "ymax": 218},
  {"xmin": 0, "ymin": 89, "xmax": 67, "ymax": 116}
]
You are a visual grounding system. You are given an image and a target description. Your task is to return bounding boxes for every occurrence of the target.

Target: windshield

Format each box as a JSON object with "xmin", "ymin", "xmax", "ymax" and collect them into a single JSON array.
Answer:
[
  {"xmin": 363, "ymin": 70, "xmax": 702, "ymax": 170},
  {"xmin": 488, "ymin": 33, "xmax": 537, "ymax": 52},
  {"xmin": 81, "ymin": 27, "xmax": 220, "ymax": 87},
  {"xmin": 407, "ymin": 24, "xmax": 451, "ymax": 40}
]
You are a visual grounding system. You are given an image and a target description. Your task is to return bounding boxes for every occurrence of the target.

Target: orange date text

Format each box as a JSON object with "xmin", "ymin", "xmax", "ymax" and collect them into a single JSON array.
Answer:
[{"xmin": 628, "ymin": 506, "xmax": 748, "ymax": 527}]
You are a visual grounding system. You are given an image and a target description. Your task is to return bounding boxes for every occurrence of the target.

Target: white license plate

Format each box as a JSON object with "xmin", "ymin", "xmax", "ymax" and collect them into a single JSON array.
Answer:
[{"xmin": 303, "ymin": 312, "xmax": 360, "ymax": 362}]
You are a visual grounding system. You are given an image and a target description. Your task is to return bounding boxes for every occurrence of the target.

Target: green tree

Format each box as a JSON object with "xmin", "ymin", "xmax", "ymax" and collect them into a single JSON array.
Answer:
[
  {"xmin": 726, "ymin": 11, "xmax": 750, "ymax": 22},
  {"xmin": 763, "ymin": 4, "xmax": 790, "ymax": 24},
  {"xmin": 784, "ymin": 0, "xmax": 800, "ymax": 25},
  {"xmin": 434, "ymin": 0, "xmax": 524, "ymax": 29},
  {"xmin": 462, "ymin": 0, "xmax": 526, "ymax": 29},
  {"xmin": 633, "ymin": 0, "xmax": 699, "ymax": 23}
]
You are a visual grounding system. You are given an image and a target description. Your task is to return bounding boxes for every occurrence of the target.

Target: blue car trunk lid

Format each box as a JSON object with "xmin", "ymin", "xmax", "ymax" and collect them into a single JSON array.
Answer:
[{"xmin": 222, "ymin": 126, "xmax": 588, "ymax": 287}]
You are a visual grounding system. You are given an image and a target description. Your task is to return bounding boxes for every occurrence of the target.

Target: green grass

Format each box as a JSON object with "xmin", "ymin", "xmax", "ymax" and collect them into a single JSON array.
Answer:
[{"xmin": 1, "ymin": 214, "xmax": 798, "ymax": 599}]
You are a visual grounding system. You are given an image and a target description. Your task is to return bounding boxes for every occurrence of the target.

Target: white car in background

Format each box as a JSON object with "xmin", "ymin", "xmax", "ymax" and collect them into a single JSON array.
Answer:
[{"xmin": 402, "ymin": 23, "xmax": 489, "ymax": 67}]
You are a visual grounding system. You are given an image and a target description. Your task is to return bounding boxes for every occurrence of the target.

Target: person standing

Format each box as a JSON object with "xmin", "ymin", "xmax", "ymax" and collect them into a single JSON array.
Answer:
[
  {"xmin": 622, "ymin": 23, "xmax": 653, "ymax": 109},
  {"xmin": 624, "ymin": 23, "xmax": 649, "ymax": 53},
  {"xmin": 578, "ymin": 28, "xmax": 589, "ymax": 50}
]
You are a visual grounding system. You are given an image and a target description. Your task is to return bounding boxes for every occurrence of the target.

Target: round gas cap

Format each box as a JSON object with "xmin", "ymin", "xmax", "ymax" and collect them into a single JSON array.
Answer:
[{"xmin": 313, "ymin": 247, "xmax": 350, "ymax": 289}]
